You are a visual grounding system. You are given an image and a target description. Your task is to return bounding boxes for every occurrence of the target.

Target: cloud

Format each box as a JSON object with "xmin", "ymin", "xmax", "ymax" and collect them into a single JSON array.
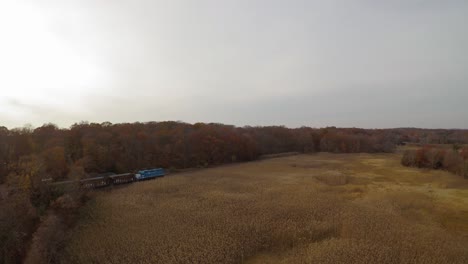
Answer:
[{"xmin": 0, "ymin": 0, "xmax": 467, "ymax": 128}]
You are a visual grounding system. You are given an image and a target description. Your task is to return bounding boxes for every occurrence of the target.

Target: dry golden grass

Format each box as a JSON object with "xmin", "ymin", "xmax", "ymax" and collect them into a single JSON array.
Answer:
[
  {"xmin": 315, "ymin": 171, "xmax": 349, "ymax": 186},
  {"xmin": 62, "ymin": 152, "xmax": 468, "ymax": 263}
]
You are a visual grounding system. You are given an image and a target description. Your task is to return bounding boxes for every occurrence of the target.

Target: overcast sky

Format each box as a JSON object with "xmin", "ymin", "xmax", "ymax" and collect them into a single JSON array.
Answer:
[{"xmin": 0, "ymin": 0, "xmax": 467, "ymax": 129}]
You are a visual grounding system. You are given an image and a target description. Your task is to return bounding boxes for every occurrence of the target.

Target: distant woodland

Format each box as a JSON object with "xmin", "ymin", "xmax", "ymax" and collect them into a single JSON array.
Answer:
[
  {"xmin": 1, "ymin": 121, "xmax": 468, "ymax": 183},
  {"xmin": 1, "ymin": 121, "xmax": 468, "ymax": 262}
]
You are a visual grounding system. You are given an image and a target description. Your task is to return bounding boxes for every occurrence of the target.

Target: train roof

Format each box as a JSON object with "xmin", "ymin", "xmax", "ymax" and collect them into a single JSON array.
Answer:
[
  {"xmin": 109, "ymin": 173, "xmax": 134, "ymax": 178},
  {"xmin": 138, "ymin": 168, "xmax": 164, "ymax": 173},
  {"xmin": 80, "ymin": 176, "xmax": 105, "ymax": 182}
]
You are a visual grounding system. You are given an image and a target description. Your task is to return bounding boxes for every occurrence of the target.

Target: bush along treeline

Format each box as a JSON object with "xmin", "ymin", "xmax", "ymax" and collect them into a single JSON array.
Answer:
[
  {"xmin": 401, "ymin": 146, "xmax": 468, "ymax": 179},
  {"xmin": 0, "ymin": 121, "xmax": 467, "ymax": 263}
]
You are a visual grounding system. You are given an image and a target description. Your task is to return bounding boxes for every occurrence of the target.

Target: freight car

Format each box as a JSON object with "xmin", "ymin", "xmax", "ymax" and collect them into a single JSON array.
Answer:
[
  {"xmin": 110, "ymin": 173, "xmax": 136, "ymax": 184},
  {"xmin": 80, "ymin": 176, "xmax": 112, "ymax": 188}
]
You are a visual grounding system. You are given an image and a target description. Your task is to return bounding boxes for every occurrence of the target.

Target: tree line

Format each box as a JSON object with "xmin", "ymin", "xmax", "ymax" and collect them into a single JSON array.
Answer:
[
  {"xmin": 402, "ymin": 146, "xmax": 468, "ymax": 178},
  {"xmin": 1, "ymin": 122, "xmax": 467, "ymax": 185},
  {"xmin": 0, "ymin": 122, "xmax": 405, "ymax": 183}
]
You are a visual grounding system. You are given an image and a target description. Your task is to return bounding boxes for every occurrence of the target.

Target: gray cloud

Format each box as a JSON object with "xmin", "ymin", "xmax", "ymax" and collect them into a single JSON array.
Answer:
[
  {"xmin": 0, "ymin": 98, "xmax": 83, "ymax": 128},
  {"xmin": 1, "ymin": 0, "xmax": 467, "ymax": 128}
]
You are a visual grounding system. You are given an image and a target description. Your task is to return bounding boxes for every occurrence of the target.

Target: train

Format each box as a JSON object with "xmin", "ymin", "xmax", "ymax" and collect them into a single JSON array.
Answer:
[{"xmin": 51, "ymin": 168, "xmax": 166, "ymax": 189}]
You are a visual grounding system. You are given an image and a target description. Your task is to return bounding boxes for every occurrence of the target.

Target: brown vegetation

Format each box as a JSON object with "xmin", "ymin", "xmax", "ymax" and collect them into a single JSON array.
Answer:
[
  {"xmin": 23, "ymin": 192, "xmax": 85, "ymax": 264},
  {"xmin": 1, "ymin": 122, "xmax": 468, "ymax": 263},
  {"xmin": 315, "ymin": 171, "xmax": 349, "ymax": 186},
  {"xmin": 0, "ymin": 123, "xmax": 406, "ymax": 184},
  {"xmin": 62, "ymin": 153, "xmax": 468, "ymax": 263},
  {"xmin": 402, "ymin": 146, "xmax": 468, "ymax": 178},
  {"xmin": 0, "ymin": 122, "xmax": 395, "ymax": 263}
]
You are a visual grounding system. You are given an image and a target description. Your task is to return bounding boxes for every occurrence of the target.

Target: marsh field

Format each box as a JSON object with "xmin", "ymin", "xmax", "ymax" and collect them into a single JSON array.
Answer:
[{"xmin": 62, "ymin": 150, "xmax": 468, "ymax": 263}]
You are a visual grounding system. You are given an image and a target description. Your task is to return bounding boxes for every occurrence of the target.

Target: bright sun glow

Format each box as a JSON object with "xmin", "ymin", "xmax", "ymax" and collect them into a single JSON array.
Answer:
[{"xmin": 0, "ymin": 1, "xmax": 104, "ymax": 120}]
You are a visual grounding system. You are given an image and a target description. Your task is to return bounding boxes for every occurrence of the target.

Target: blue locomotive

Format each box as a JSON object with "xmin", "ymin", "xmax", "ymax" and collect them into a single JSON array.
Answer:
[{"xmin": 135, "ymin": 168, "xmax": 165, "ymax": 180}]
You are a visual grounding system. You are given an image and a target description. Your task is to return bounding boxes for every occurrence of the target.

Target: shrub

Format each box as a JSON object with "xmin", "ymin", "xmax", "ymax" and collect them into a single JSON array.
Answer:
[
  {"xmin": 24, "ymin": 214, "xmax": 66, "ymax": 264},
  {"xmin": 402, "ymin": 147, "xmax": 467, "ymax": 179},
  {"xmin": 443, "ymin": 150, "xmax": 464, "ymax": 175},
  {"xmin": 401, "ymin": 150, "xmax": 416, "ymax": 167}
]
